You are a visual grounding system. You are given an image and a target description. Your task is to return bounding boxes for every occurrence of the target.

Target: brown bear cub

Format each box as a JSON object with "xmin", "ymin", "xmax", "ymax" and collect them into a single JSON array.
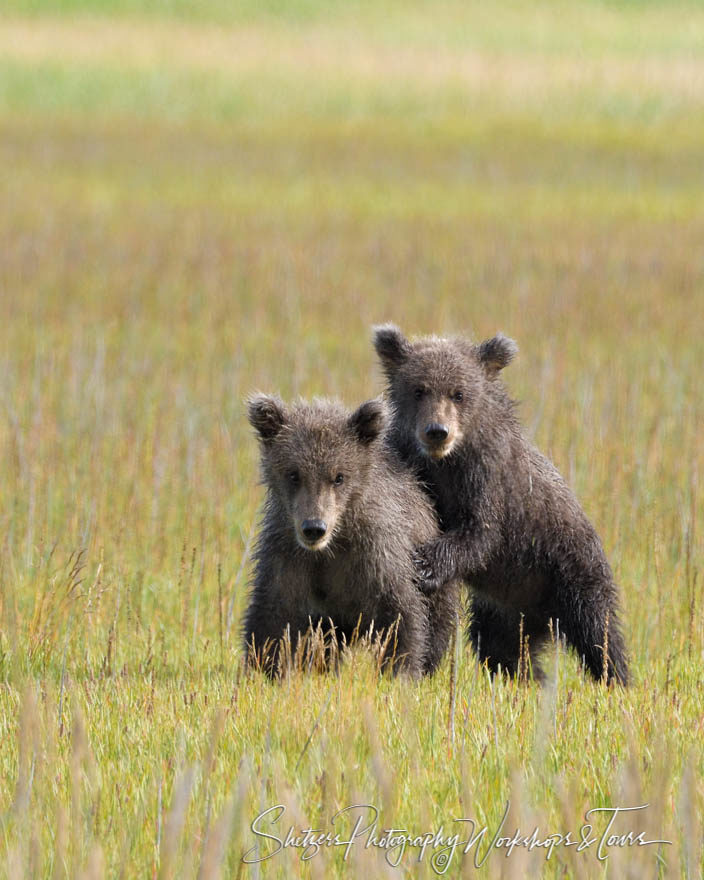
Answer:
[
  {"xmin": 373, "ymin": 325, "xmax": 628, "ymax": 685},
  {"xmin": 243, "ymin": 394, "xmax": 459, "ymax": 678}
]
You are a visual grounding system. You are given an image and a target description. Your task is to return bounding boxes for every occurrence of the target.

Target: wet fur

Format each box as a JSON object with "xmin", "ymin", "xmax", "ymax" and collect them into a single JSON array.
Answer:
[
  {"xmin": 373, "ymin": 325, "xmax": 629, "ymax": 686},
  {"xmin": 243, "ymin": 395, "xmax": 459, "ymax": 678}
]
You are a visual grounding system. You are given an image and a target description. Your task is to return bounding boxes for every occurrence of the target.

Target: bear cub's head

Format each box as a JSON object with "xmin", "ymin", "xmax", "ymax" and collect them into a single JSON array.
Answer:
[
  {"xmin": 247, "ymin": 395, "xmax": 386, "ymax": 551},
  {"xmin": 373, "ymin": 324, "xmax": 517, "ymax": 461}
]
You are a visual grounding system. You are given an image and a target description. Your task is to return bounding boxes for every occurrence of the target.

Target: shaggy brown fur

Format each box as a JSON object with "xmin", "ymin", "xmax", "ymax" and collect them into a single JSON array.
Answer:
[
  {"xmin": 243, "ymin": 395, "xmax": 459, "ymax": 678},
  {"xmin": 373, "ymin": 325, "xmax": 629, "ymax": 685}
]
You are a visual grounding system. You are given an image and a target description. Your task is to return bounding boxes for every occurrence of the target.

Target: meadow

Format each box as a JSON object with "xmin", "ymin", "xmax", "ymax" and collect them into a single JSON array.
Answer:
[{"xmin": 0, "ymin": 0, "xmax": 703, "ymax": 876}]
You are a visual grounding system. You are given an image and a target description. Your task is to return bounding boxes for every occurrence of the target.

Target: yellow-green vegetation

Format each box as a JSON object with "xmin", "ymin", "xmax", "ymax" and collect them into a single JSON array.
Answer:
[{"xmin": 1, "ymin": 1, "xmax": 703, "ymax": 877}]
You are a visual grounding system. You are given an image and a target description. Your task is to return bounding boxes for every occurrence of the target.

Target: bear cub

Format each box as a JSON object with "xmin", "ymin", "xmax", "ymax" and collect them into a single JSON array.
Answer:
[
  {"xmin": 373, "ymin": 325, "xmax": 628, "ymax": 685},
  {"xmin": 243, "ymin": 394, "xmax": 459, "ymax": 678}
]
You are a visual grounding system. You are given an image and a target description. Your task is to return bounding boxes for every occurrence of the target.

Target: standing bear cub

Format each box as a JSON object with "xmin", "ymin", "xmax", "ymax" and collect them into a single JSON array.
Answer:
[
  {"xmin": 243, "ymin": 394, "xmax": 459, "ymax": 678},
  {"xmin": 373, "ymin": 325, "xmax": 628, "ymax": 685}
]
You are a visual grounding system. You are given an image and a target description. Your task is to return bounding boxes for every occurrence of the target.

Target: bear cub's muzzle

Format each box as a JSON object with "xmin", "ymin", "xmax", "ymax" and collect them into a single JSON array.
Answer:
[
  {"xmin": 420, "ymin": 421, "xmax": 455, "ymax": 458},
  {"xmin": 300, "ymin": 518, "xmax": 328, "ymax": 548}
]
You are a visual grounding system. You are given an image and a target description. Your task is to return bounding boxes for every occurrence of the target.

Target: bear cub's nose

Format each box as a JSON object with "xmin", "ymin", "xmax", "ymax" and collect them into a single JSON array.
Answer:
[
  {"xmin": 425, "ymin": 423, "xmax": 449, "ymax": 442},
  {"xmin": 301, "ymin": 519, "xmax": 327, "ymax": 542}
]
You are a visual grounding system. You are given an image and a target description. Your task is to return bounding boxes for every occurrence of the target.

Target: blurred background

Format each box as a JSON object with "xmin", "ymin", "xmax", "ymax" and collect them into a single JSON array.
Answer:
[
  {"xmin": 1, "ymin": 0, "xmax": 701, "ymax": 608},
  {"xmin": 2, "ymin": 0, "xmax": 704, "ymax": 703}
]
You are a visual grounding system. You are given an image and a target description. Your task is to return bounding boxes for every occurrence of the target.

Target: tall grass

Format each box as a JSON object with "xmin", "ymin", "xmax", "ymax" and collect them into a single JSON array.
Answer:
[{"xmin": 0, "ymin": 1, "xmax": 702, "ymax": 876}]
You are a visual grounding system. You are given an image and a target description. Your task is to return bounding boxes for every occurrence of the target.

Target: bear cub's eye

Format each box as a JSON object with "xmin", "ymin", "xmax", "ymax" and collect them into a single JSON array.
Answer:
[
  {"xmin": 333, "ymin": 473, "xmax": 344, "ymax": 486},
  {"xmin": 288, "ymin": 470, "xmax": 300, "ymax": 485},
  {"xmin": 452, "ymin": 391, "xmax": 464, "ymax": 402},
  {"xmin": 413, "ymin": 387, "xmax": 425, "ymax": 400}
]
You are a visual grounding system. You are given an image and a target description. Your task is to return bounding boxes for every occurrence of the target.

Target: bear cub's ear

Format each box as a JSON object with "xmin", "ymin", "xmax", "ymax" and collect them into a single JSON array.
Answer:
[
  {"xmin": 247, "ymin": 394, "xmax": 287, "ymax": 441},
  {"xmin": 372, "ymin": 324, "xmax": 411, "ymax": 370},
  {"xmin": 477, "ymin": 334, "xmax": 518, "ymax": 376},
  {"xmin": 349, "ymin": 399, "xmax": 386, "ymax": 445}
]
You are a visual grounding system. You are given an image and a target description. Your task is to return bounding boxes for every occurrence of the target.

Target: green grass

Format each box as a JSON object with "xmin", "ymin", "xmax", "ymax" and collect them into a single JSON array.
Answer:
[{"xmin": 0, "ymin": 1, "xmax": 703, "ymax": 877}]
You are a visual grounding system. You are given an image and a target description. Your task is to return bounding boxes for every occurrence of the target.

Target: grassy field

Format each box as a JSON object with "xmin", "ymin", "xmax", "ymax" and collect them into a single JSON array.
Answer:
[{"xmin": 1, "ymin": 1, "xmax": 703, "ymax": 877}]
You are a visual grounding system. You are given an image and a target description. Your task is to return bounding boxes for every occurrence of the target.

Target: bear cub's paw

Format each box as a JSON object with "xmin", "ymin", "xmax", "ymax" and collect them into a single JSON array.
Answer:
[{"xmin": 413, "ymin": 539, "xmax": 451, "ymax": 593}]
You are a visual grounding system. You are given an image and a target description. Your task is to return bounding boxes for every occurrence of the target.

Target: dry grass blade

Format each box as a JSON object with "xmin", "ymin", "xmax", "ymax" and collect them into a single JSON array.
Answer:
[{"xmin": 158, "ymin": 769, "xmax": 195, "ymax": 880}]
